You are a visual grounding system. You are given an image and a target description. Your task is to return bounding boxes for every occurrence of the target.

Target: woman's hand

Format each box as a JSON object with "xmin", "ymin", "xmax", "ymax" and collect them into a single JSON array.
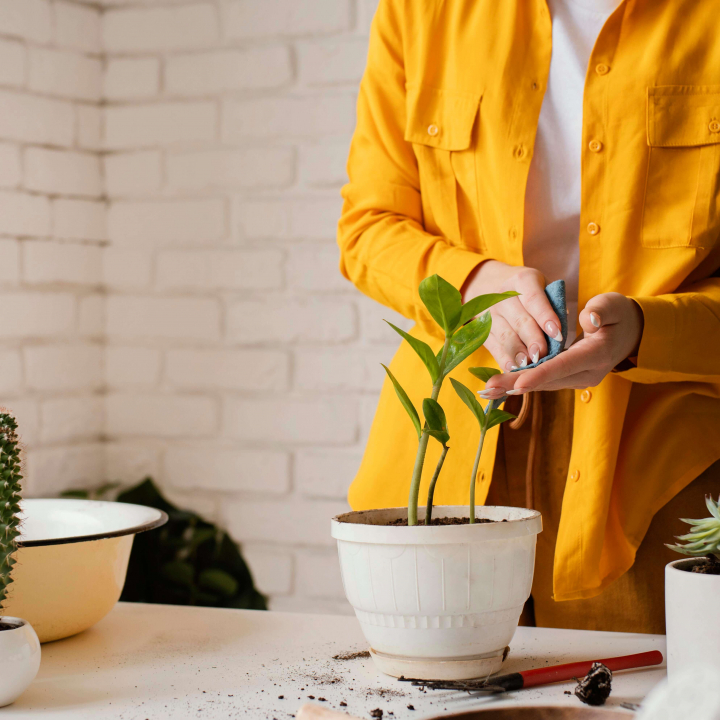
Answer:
[
  {"xmin": 480, "ymin": 292, "xmax": 644, "ymax": 398},
  {"xmin": 463, "ymin": 260, "xmax": 563, "ymax": 371}
]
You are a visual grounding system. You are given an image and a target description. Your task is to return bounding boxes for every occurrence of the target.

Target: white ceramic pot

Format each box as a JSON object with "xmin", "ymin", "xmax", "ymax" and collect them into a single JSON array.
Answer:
[
  {"xmin": 0, "ymin": 617, "xmax": 41, "ymax": 707},
  {"xmin": 331, "ymin": 505, "xmax": 542, "ymax": 680},
  {"xmin": 665, "ymin": 558, "xmax": 720, "ymax": 677}
]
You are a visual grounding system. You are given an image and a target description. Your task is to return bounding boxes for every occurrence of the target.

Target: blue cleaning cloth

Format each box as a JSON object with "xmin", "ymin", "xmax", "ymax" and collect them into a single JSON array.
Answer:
[
  {"xmin": 513, "ymin": 278, "xmax": 567, "ymax": 371},
  {"xmin": 486, "ymin": 279, "xmax": 567, "ymax": 412}
]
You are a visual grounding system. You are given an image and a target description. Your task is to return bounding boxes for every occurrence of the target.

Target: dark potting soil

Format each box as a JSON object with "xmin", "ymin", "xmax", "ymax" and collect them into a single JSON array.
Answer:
[
  {"xmin": 0, "ymin": 621, "xmax": 20, "ymax": 632},
  {"xmin": 333, "ymin": 650, "xmax": 371, "ymax": 660},
  {"xmin": 385, "ymin": 517, "xmax": 501, "ymax": 526},
  {"xmin": 690, "ymin": 555, "xmax": 720, "ymax": 575},
  {"xmin": 574, "ymin": 662, "xmax": 612, "ymax": 706}
]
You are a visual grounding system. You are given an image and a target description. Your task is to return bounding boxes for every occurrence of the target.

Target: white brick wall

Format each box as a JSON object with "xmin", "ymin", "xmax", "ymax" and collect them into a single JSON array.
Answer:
[{"xmin": 0, "ymin": 0, "xmax": 383, "ymax": 614}]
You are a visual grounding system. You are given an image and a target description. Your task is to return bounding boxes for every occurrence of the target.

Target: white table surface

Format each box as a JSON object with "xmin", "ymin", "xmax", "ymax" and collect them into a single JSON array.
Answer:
[{"xmin": 8, "ymin": 602, "xmax": 666, "ymax": 719}]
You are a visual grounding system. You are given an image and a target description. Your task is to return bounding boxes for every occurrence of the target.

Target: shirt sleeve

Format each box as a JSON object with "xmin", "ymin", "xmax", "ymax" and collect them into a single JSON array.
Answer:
[
  {"xmin": 337, "ymin": 0, "xmax": 484, "ymax": 338},
  {"xmin": 621, "ymin": 277, "xmax": 720, "ymax": 383}
]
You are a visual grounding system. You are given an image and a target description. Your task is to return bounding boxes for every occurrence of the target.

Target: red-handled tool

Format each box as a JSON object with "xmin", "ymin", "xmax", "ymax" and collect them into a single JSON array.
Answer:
[{"xmin": 400, "ymin": 650, "xmax": 664, "ymax": 693}]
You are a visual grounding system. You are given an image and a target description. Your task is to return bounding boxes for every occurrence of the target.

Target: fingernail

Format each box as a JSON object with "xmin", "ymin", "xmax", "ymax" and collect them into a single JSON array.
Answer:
[
  {"xmin": 590, "ymin": 312, "xmax": 601, "ymax": 328},
  {"xmin": 546, "ymin": 321, "xmax": 563, "ymax": 342},
  {"xmin": 504, "ymin": 361, "xmax": 514, "ymax": 372},
  {"xmin": 479, "ymin": 390, "xmax": 503, "ymax": 399},
  {"xmin": 511, "ymin": 365, "xmax": 519, "ymax": 370},
  {"xmin": 529, "ymin": 345, "xmax": 540, "ymax": 364},
  {"xmin": 515, "ymin": 353, "xmax": 527, "ymax": 368},
  {"xmin": 505, "ymin": 388, "xmax": 527, "ymax": 395}
]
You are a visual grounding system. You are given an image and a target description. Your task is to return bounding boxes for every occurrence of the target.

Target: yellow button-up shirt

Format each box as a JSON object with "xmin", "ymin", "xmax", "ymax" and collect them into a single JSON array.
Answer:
[{"xmin": 338, "ymin": 0, "xmax": 720, "ymax": 601}]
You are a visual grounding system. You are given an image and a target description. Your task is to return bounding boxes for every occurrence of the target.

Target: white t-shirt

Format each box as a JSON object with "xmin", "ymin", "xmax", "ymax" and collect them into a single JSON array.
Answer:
[{"xmin": 523, "ymin": 0, "xmax": 621, "ymax": 344}]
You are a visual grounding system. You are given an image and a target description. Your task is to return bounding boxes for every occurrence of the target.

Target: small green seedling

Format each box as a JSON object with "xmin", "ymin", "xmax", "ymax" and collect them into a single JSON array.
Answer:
[
  {"xmin": 450, "ymin": 378, "xmax": 515, "ymax": 523},
  {"xmin": 0, "ymin": 412, "xmax": 22, "ymax": 610},
  {"xmin": 382, "ymin": 274, "xmax": 517, "ymax": 525},
  {"xmin": 667, "ymin": 495, "xmax": 720, "ymax": 567}
]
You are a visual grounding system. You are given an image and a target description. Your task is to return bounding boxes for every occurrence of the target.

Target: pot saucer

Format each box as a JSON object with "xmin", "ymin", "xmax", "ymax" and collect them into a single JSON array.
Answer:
[{"xmin": 369, "ymin": 646, "xmax": 507, "ymax": 681}]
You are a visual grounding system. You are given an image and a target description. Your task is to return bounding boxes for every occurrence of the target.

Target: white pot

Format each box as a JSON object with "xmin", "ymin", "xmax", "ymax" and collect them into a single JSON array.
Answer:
[
  {"xmin": 331, "ymin": 505, "xmax": 542, "ymax": 680},
  {"xmin": 666, "ymin": 558, "xmax": 720, "ymax": 678},
  {"xmin": 0, "ymin": 617, "xmax": 41, "ymax": 707}
]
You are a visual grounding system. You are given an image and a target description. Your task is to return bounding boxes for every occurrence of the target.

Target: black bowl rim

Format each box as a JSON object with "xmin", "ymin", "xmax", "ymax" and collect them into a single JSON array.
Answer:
[{"xmin": 17, "ymin": 499, "xmax": 169, "ymax": 548}]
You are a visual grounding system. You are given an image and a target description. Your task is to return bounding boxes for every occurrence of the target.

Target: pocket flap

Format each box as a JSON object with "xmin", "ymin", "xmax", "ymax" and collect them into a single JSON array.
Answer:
[
  {"xmin": 405, "ymin": 84, "xmax": 480, "ymax": 151},
  {"xmin": 647, "ymin": 86, "xmax": 720, "ymax": 147}
]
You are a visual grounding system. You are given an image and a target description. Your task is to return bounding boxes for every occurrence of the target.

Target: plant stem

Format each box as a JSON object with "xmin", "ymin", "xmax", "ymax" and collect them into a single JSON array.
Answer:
[
  {"xmin": 469, "ymin": 425, "xmax": 487, "ymax": 524},
  {"xmin": 425, "ymin": 445, "xmax": 449, "ymax": 525},
  {"xmin": 407, "ymin": 335, "xmax": 452, "ymax": 526}
]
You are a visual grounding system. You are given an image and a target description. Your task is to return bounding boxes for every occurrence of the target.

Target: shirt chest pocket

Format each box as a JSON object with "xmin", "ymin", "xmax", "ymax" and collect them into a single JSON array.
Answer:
[
  {"xmin": 405, "ymin": 83, "xmax": 482, "ymax": 248},
  {"xmin": 643, "ymin": 86, "xmax": 720, "ymax": 249}
]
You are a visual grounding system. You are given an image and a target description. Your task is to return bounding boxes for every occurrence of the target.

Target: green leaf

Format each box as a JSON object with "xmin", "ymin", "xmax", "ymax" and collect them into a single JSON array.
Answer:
[
  {"xmin": 450, "ymin": 378, "xmax": 485, "ymax": 427},
  {"xmin": 419, "ymin": 275, "xmax": 462, "ymax": 335},
  {"xmin": 469, "ymin": 366, "xmax": 501, "ymax": 383},
  {"xmin": 422, "ymin": 398, "xmax": 447, "ymax": 433},
  {"xmin": 382, "ymin": 364, "xmax": 421, "ymax": 440},
  {"xmin": 442, "ymin": 314, "xmax": 492, "ymax": 375},
  {"xmin": 198, "ymin": 568, "xmax": 239, "ymax": 597},
  {"xmin": 385, "ymin": 321, "xmax": 440, "ymax": 383},
  {"xmin": 485, "ymin": 409, "xmax": 516, "ymax": 431},
  {"xmin": 422, "ymin": 398, "xmax": 449, "ymax": 445},
  {"xmin": 426, "ymin": 428, "xmax": 450, "ymax": 445},
  {"xmin": 459, "ymin": 291, "xmax": 519, "ymax": 326}
]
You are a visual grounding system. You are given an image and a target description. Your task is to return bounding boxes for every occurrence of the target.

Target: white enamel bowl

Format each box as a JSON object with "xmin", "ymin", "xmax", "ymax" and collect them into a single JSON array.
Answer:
[{"xmin": 3, "ymin": 499, "xmax": 167, "ymax": 643}]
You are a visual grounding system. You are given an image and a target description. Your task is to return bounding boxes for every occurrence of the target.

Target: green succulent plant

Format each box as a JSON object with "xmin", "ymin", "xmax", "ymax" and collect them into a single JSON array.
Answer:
[
  {"xmin": 383, "ymin": 274, "xmax": 516, "ymax": 525},
  {"xmin": 0, "ymin": 412, "xmax": 22, "ymax": 610},
  {"xmin": 666, "ymin": 495, "xmax": 720, "ymax": 561}
]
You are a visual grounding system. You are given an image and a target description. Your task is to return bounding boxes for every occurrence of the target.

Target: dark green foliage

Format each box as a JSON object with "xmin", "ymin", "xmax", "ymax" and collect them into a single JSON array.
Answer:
[
  {"xmin": 64, "ymin": 478, "xmax": 266, "ymax": 610},
  {"xmin": 0, "ymin": 412, "xmax": 22, "ymax": 610}
]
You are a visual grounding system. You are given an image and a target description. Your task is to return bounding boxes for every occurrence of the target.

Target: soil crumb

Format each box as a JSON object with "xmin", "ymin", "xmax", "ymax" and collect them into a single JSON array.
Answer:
[
  {"xmin": 386, "ymin": 517, "xmax": 499, "ymax": 526},
  {"xmin": 370, "ymin": 710, "xmax": 383, "ymax": 719},
  {"xmin": 574, "ymin": 662, "xmax": 612, "ymax": 706},
  {"xmin": 691, "ymin": 555, "xmax": 720, "ymax": 575},
  {"xmin": 333, "ymin": 650, "xmax": 371, "ymax": 660}
]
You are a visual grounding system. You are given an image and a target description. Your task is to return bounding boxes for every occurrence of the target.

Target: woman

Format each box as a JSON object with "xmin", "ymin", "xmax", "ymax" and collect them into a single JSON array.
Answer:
[{"xmin": 337, "ymin": 0, "xmax": 720, "ymax": 633}]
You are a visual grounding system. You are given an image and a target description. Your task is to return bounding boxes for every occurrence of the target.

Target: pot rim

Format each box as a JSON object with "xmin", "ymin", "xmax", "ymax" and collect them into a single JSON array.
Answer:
[
  {"xmin": 17, "ymin": 499, "xmax": 168, "ymax": 548},
  {"xmin": 0, "ymin": 617, "xmax": 29, "ymax": 632},
  {"xmin": 667, "ymin": 557, "xmax": 720, "ymax": 578},
  {"xmin": 331, "ymin": 505, "xmax": 542, "ymax": 544}
]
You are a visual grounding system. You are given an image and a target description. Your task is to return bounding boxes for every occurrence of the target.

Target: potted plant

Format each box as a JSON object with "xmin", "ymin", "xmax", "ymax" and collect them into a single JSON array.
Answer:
[
  {"xmin": 665, "ymin": 494, "xmax": 720, "ymax": 677},
  {"xmin": 331, "ymin": 275, "xmax": 542, "ymax": 680},
  {"xmin": 0, "ymin": 411, "xmax": 41, "ymax": 706}
]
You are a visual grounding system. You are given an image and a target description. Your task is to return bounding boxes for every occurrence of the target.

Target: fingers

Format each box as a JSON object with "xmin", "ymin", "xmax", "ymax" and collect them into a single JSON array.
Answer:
[
  {"xmin": 515, "ymin": 270, "xmax": 563, "ymax": 344},
  {"xmin": 579, "ymin": 292, "xmax": 624, "ymax": 336},
  {"xmin": 484, "ymin": 339, "xmax": 600, "ymax": 395},
  {"xmin": 497, "ymin": 297, "xmax": 548, "ymax": 364},
  {"xmin": 484, "ymin": 314, "xmax": 530, "ymax": 372}
]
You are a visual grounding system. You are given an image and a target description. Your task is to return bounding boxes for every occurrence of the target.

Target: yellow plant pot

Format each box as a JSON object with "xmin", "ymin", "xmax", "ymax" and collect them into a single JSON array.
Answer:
[{"xmin": 3, "ymin": 499, "xmax": 167, "ymax": 643}]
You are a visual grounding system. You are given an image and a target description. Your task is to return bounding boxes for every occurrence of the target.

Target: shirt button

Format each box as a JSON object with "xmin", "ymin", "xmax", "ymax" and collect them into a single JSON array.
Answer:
[
  {"xmin": 588, "ymin": 140, "xmax": 603, "ymax": 152},
  {"xmin": 580, "ymin": 390, "xmax": 592, "ymax": 403},
  {"xmin": 514, "ymin": 145, "xmax": 526, "ymax": 160},
  {"xmin": 709, "ymin": 120, "xmax": 720, "ymax": 133},
  {"xmin": 595, "ymin": 63, "xmax": 610, "ymax": 75},
  {"xmin": 531, "ymin": 80, "xmax": 539, "ymax": 91},
  {"xmin": 427, "ymin": 124, "xmax": 439, "ymax": 136},
  {"xmin": 587, "ymin": 222, "xmax": 600, "ymax": 235},
  {"xmin": 570, "ymin": 470, "xmax": 581, "ymax": 483}
]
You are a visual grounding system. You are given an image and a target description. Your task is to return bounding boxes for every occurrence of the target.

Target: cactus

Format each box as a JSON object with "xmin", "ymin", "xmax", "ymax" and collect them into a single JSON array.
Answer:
[{"xmin": 0, "ymin": 412, "xmax": 22, "ymax": 610}]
